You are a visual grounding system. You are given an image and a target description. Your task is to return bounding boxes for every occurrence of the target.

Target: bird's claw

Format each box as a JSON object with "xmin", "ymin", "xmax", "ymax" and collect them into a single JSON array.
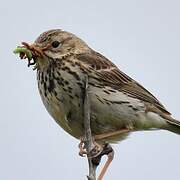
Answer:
[
  {"xmin": 78, "ymin": 137, "xmax": 103, "ymax": 158},
  {"xmin": 78, "ymin": 137, "xmax": 87, "ymax": 157}
]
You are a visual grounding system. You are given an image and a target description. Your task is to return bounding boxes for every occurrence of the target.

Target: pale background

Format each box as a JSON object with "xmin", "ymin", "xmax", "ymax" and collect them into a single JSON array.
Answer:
[{"xmin": 0, "ymin": 0, "xmax": 180, "ymax": 179}]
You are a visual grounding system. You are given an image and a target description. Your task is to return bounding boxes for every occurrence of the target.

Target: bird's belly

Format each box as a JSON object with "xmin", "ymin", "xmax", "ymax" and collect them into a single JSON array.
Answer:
[
  {"xmin": 38, "ymin": 70, "xmax": 157, "ymax": 143},
  {"xmin": 40, "ymin": 89, "xmax": 85, "ymax": 138},
  {"xmin": 39, "ymin": 84, "xmax": 147, "ymax": 142},
  {"xmin": 44, "ymin": 95, "xmax": 133, "ymax": 142}
]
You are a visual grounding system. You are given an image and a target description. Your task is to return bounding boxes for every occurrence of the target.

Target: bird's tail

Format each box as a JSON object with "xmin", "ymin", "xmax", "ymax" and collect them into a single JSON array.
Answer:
[{"xmin": 166, "ymin": 118, "xmax": 180, "ymax": 135}]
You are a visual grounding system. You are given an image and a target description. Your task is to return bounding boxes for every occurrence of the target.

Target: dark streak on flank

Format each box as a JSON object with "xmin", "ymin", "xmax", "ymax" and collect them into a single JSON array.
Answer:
[
  {"xmin": 61, "ymin": 66, "xmax": 81, "ymax": 81},
  {"xmin": 43, "ymin": 82, "xmax": 47, "ymax": 92},
  {"xmin": 108, "ymin": 89, "xmax": 117, "ymax": 93},
  {"xmin": 67, "ymin": 111, "xmax": 72, "ymax": 122},
  {"xmin": 45, "ymin": 76, "xmax": 48, "ymax": 82},
  {"xmin": 57, "ymin": 80, "xmax": 64, "ymax": 86},
  {"xmin": 62, "ymin": 87, "xmax": 67, "ymax": 92},
  {"xmin": 108, "ymin": 100, "xmax": 130, "ymax": 105},
  {"xmin": 37, "ymin": 71, "xmax": 40, "ymax": 81},
  {"xmin": 95, "ymin": 94, "xmax": 105, "ymax": 104},
  {"xmin": 75, "ymin": 93, "xmax": 79, "ymax": 98},
  {"xmin": 46, "ymin": 67, "xmax": 51, "ymax": 76},
  {"xmin": 48, "ymin": 79, "xmax": 55, "ymax": 93},
  {"xmin": 40, "ymin": 72, "xmax": 44, "ymax": 84},
  {"xmin": 69, "ymin": 71, "xmax": 80, "ymax": 81},
  {"xmin": 128, "ymin": 105, "xmax": 139, "ymax": 111},
  {"xmin": 68, "ymin": 87, "xmax": 72, "ymax": 93},
  {"xmin": 55, "ymin": 96, "xmax": 64, "ymax": 103},
  {"xmin": 77, "ymin": 82, "xmax": 83, "ymax": 87},
  {"xmin": 68, "ymin": 94, "xmax": 74, "ymax": 99},
  {"xmin": 54, "ymin": 90, "xmax": 57, "ymax": 96},
  {"xmin": 57, "ymin": 71, "xmax": 61, "ymax": 76},
  {"xmin": 103, "ymin": 90, "xmax": 110, "ymax": 94},
  {"xmin": 64, "ymin": 80, "xmax": 69, "ymax": 85},
  {"xmin": 103, "ymin": 98, "xmax": 112, "ymax": 105}
]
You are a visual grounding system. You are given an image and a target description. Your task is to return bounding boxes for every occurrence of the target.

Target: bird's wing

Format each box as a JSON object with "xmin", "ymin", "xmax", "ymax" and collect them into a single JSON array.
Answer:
[{"xmin": 77, "ymin": 51, "xmax": 171, "ymax": 115}]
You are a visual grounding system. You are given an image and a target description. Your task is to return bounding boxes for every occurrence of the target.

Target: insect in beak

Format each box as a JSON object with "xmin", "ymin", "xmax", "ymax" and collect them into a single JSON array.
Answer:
[{"xmin": 14, "ymin": 42, "xmax": 45, "ymax": 70}]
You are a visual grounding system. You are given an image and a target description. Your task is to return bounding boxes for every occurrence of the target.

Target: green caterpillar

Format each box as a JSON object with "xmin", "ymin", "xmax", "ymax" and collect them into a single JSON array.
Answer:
[{"xmin": 13, "ymin": 47, "xmax": 33, "ymax": 60}]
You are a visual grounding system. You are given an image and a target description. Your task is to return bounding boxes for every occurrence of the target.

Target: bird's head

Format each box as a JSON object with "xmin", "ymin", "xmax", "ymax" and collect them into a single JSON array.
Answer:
[{"xmin": 15, "ymin": 29, "xmax": 90, "ymax": 69}]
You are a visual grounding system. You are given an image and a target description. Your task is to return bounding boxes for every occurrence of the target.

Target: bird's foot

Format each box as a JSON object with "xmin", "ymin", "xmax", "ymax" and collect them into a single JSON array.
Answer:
[
  {"xmin": 78, "ymin": 138, "xmax": 115, "ymax": 180},
  {"xmin": 78, "ymin": 137, "xmax": 103, "ymax": 158}
]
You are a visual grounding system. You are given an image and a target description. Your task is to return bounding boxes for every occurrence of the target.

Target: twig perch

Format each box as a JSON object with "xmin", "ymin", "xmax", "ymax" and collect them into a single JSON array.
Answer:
[{"xmin": 83, "ymin": 75, "xmax": 97, "ymax": 180}]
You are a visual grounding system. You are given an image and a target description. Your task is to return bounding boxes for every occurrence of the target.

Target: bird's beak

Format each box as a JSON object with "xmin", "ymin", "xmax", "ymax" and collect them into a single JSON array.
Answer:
[{"xmin": 21, "ymin": 42, "xmax": 44, "ymax": 57}]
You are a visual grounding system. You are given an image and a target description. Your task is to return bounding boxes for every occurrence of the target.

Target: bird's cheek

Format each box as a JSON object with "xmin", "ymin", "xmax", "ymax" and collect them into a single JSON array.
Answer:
[
  {"xmin": 36, "ymin": 56, "xmax": 49, "ymax": 68},
  {"xmin": 44, "ymin": 50, "xmax": 61, "ymax": 59}
]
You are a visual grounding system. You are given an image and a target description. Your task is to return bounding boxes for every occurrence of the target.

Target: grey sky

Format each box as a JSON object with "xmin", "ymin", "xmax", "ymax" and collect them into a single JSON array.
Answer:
[{"xmin": 1, "ymin": 0, "xmax": 180, "ymax": 179}]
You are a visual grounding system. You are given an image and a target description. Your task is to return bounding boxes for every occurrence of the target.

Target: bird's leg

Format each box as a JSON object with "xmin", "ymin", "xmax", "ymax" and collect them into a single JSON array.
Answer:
[
  {"xmin": 79, "ymin": 126, "xmax": 133, "ymax": 156},
  {"xmin": 92, "ymin": 127, "xmax": 133, "ymax": 179},
  {"xmin": 78, "ymin": 127, "xmax": 133, "ymax": 178},
  {"xmin": 95, "ymin": 126, "xmax": 133, "ymax": 141},
  {"xmin": 91, "ymin": 143, "xmax": 114, "ymax": 180}
]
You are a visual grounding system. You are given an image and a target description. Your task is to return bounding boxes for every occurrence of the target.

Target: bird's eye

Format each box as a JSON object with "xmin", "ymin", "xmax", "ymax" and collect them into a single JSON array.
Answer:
[{"xmin": 51, "ymin": 41, "xmax": 60, "ymax": 48}]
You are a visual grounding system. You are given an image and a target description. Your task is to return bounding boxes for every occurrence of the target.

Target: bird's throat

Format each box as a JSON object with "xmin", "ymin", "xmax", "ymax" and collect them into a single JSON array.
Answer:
[{"xmin": 36, "ymin": 56, "xmax": 50, "ymax": 69}]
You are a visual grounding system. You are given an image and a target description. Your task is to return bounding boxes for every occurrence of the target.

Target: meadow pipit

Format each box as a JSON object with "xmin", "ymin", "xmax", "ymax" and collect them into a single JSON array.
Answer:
[{"xmin": 14, "ymin": 29, "xmax": 180, "ymax": 180}]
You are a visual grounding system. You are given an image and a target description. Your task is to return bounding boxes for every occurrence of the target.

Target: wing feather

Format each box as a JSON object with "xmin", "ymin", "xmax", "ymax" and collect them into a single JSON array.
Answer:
[{"xmin": 77, "ymin": 51, "xmax": 171, "ymax": 115}]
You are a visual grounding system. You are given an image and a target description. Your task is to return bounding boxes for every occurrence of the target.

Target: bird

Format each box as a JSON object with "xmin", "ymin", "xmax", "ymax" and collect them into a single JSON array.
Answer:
[{"xmin": 16, "ymin": 29, "xmax": 180, "ymax": 180}]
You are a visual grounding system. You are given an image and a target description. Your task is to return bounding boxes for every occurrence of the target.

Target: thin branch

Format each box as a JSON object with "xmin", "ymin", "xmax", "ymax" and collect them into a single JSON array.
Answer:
[{"xmin": 83, "ymin": 75, "xmax": 97, "ymax": 180}]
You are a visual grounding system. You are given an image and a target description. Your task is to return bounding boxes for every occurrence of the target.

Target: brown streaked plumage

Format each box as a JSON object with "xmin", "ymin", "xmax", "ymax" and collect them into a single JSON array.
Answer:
[
  {"xmin": 17, "ymin": 29, "xmax": 180, "ymax": 180},
  {"xmin": 77, "ymin": 51, "xmax": 171, "ymax": 115}
]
